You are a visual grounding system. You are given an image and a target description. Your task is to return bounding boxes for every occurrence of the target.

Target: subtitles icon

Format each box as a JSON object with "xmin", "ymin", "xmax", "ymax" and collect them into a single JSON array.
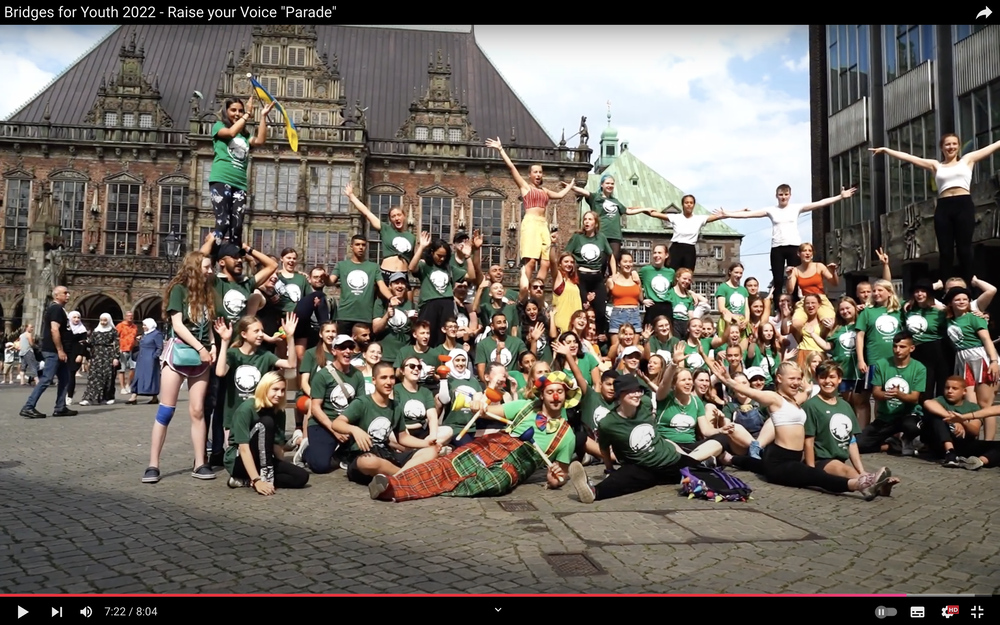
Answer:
[
  {"xmin": 942, "ymin": 606, "xmax": 959, "ymax": 618},
  {"xmin": 911, "ymin": 607, "xmax": 924, "ymax": 618}
]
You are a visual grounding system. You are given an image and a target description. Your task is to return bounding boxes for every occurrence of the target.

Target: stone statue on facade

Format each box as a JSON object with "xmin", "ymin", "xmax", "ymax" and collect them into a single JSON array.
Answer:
[{"xmin": 579, "ymin": 116, "xmax": 589, "ymax": 145}]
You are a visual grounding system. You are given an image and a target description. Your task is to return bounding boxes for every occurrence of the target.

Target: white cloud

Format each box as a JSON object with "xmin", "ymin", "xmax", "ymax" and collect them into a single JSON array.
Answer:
[
  {"xmin": 0, "ymin": 51, "xmax": 57, "ymax": 121},
  {"xmin": 783, "ymin": 52, "xmax": 809, "ymax": 72}
]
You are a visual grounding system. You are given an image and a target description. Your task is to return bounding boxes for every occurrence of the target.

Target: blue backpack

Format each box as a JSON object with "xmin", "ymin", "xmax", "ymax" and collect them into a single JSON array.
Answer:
[{"xmin": 680, "ymin": 466, "xmax": 753, "ymax": 502}]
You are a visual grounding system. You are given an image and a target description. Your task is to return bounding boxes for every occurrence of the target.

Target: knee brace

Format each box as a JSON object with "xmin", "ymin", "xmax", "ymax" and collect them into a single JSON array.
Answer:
[{"xmin": 155, "ymin": 405, "xmax": 176, "ymax": 426}]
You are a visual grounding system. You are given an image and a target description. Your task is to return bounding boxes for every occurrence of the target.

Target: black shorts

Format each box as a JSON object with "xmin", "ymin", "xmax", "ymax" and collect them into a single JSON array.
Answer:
[
  {"xmin": 838, "ymin": 379, "xmax": 868, "ymax": 394},
  {"xmin": 347, "ymin": 447, "xmax": 417, "ymax": 486},
  {"xmin": 814, "ymin": 458, "xmax": 836, "ymax": 472},
  {"xmin": 337, "ymin": 320, "xmax": 360, "ymax": 337}
]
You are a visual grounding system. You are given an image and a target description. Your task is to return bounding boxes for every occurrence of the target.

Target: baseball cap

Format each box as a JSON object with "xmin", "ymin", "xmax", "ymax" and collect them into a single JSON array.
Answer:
[
  {"xmin": 621, "ymin": 346, "xmax": 642, "ymax": 359},
  {"xmin": 217, "ymin": 243, "xmax": 242, "ymax": 260},
  {"xmin": 333, "ymin": 335, "xmax": 356, "ymax": 349},
  {"xmin": 744, "ymin": 366, "xmax": 766, "ymax": 380},
  {"xmin": 389, "ymin": 272, "xmax": 408, "ymax": 283}
]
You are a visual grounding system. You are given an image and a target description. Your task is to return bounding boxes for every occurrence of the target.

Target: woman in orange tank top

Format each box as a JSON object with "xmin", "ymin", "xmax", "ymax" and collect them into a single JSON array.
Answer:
[
  {"xmin": 787, "ymin": 242, "xmax": 838, "ymax": 334},
  {"xmin": 487, "ymin": 137, "xmax": 574, "ymax": 284},
  {"xmin": 606, "ymin": 252, "xmax": 643, "ymax": 356}
]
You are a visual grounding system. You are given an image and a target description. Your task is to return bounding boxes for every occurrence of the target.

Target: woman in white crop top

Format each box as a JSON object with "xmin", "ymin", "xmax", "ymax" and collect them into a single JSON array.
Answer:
[
  {"xmin": 709, "ymin": 359, "xmax": 892, "ymax": 501},
  {"xmin": 642, "ymin": 194, "xmax": 737, "ymax": 272},
  {"xmin": 871, "ymin": 133, "xmax": 1000, "ymax": 285}
]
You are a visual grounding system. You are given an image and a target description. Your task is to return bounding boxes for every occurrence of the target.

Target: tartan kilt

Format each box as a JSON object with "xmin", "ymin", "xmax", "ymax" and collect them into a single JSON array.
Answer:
[{"xmin": 383, "ymin": 433, "xmax": 542, "ymax": 502}]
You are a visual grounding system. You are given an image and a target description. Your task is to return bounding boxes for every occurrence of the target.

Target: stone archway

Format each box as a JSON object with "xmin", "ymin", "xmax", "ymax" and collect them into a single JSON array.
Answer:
[
  {"xmin": 74, "ymin": 293, "xmax": 125, "ymax": 330},
  {"xmin": 132, "ymin": 296, "xmax": 163, "ymax": 328},
  {"xmin": 2, "ymin": 299, "xmax": 25, "ymax": 339}
]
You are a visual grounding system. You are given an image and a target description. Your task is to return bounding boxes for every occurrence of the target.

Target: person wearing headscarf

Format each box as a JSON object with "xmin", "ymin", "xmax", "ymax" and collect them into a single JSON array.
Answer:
[
  {"xmin": 436, "ymin": 348, "xmax": 482, "ymax": 447},
  {"xmin": 65, "ymin": 310, "xmax": 90, "ymax": 406},
  {"xmin": 128, "ymin": 318, "xmax": 163, "ymax": 405},
  {"xmin": 80, "ymin": 313, "xmax": 119, "ymax": 406}
]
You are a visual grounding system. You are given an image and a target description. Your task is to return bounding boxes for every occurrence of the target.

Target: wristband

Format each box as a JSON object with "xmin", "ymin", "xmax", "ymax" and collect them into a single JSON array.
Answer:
[
  {"xmin": 251, "ymin": 477, "xmax": 261, "ymax": 486},
  {"xmin": 197, "ymin": 346, "xmax": 206, "ymax": 352}
]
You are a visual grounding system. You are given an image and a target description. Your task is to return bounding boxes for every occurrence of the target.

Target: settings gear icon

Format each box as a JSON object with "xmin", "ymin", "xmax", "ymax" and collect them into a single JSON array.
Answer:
[{"xmin": 943, "ymin": 607, "xmax": 955, "ymax": 618}]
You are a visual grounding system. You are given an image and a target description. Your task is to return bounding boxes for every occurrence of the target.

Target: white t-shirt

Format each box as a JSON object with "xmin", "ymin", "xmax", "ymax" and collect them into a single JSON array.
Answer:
[
  {"xmin": 763, "ymin": 204, "xmax": 806, "ymax": 247},
  {"xmin": 667, "ymin": 213, "xmax": 710, "ymax": 246}
]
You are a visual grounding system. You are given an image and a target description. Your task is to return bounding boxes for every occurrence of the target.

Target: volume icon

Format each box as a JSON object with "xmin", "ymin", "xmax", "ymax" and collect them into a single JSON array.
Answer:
[{"xmin": 81, "ymin": 606, "xmax": 93, "ymax": 617}]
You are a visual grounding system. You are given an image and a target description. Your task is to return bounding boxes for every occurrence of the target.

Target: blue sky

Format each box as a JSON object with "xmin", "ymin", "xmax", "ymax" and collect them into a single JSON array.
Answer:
[{"xmin": 0, "ymin": 25, "xmax": 815, "ymax": 289}]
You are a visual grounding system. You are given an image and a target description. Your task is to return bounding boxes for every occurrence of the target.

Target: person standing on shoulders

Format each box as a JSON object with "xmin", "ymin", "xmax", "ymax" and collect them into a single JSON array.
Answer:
[
  {"xmin": 642, "ymin": 195, "xmax": 736, "ymax": 271},
  {"xmin": 20, "ymin": 286, "xmax": 75, "ymax": 419},
  {"xmin": 567, "ymin": 175, "xmax": 647, "ymax": 260}
]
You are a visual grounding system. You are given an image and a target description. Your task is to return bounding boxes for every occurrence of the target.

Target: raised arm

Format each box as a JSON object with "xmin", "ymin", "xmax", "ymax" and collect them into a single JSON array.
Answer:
[
  {"xmin": 725, "ymin": 208, "xmax": 769, "ymax": 219},
  {"xmin": 549, "ymin": 181, "xmax": 576, "ymax": 199},
  {"xmin": 567, "ymin": 183, "xmax": 592, "ymax": 198},
  {"xmin": 876, "ymin": 247, "xmax": 891, "ymax": 282},
  {"xmin": 248, "ymin": 98, "xmax": 274, "ymax": 148},
  {"xmin": 485, "ymin": 138, "xmax": 530, "ymax": 192},
  {"xmin": 247, "ymin": 245, "xmax": 278, "ymax": 287},
  {"xmin": 214, "ymin": 319, "xmax": 232, "ymax": 377},
  {"xmin": 801, "ymin": 187, "xmax": 856, "ymax": 213},
  {"xmin": 962, "ymin": 136, "xmax": 1000, "ymax": 166},
  {"xmin": 870, "ymin": 146, "xmax": 937, "ymax": 171},
  {"xmin": 344, "ymin": 183, "xmax": 382, "ymax": 230},
  {"xmin": 705, "ymin": 208, "xmax": 738, "ymax": 223},
  {"xmin": 708, "ymin": 359, "xmax": 783, "ymax": 411},
  {"xmin": 972, "ymin": 275, "xmax": 997, "ymax": 310},
  {"xmin": 273, "ymin": 313, "xmax": 298, "ymax": 370},
  {"xmin": 409, "ymin": 231, "xmax": 430, "ymax": 274}
]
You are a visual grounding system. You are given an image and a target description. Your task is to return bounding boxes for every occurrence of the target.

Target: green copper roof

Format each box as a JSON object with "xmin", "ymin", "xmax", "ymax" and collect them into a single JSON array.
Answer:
[{"xmin": 582, "ymin": 149, "xmax": 742, "ymax": 237}]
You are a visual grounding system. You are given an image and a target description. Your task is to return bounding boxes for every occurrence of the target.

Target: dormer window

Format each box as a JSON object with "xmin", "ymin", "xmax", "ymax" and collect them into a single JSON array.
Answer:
[
  {"xmin": 432, "ymin": 127, "xmax": 445, "ymax": 141},
  {"xmin": 123, "ymin": 113, "xmax": 135, "ymax": 127},
  {"xmin": 415, "ymin": 127, "xmax": 429, "ymax": 140},
  {"xmin": 605, "ymin": 145, "xmax": 616, "ymax": 156},
  {"xmin": 139, "ymin": 113, "xmax": 153, "ymax": 128},
  {"xmin": 287, "ymin": 46, "xmax": 307, "ymax": 67},
  {"xmin": 448, "ymin": 128, "xmax": 462, "ymax": 142},
  {"xmin": 104, "ymin": 112, "xmax": 118, "ymax": 126},
  {"xmin": 261, "ymin": 45, "xmax": 280, "ymax": 65},
  {"xmin": 630, "ymin": 174, "xmax": 639, "ymax": 186},
  {"xmin": 286, "ymin": 78, "xmax": 305, "ymax": 98}
]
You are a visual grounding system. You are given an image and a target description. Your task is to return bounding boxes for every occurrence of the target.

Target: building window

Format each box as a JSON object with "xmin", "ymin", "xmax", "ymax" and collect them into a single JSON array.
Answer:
[
  {"xmin": 693, "ymin": 281, "xmax": 717, "ymax": 298},
  {"xmin": 307, "ymin": 164, "xmax": 351, "ymax": 213},
  {"xmin": 827, "ymin": 25, "xmax": 870, "ymax": 114},
  {"xmin": 139, "ymin": 113, "xmax": 153, "ymax": 128},
  {"xmin": 712, "ymin": 245, "xmax": 724, "ymax": 261},
  {"xmin": 958, "ymin": 79, "xmax": 1000, "ymax": 184},
  {"xmin": 313, "ymin": 111, "xmax": 330, "ymax": 126},
  {"xmin": 954, "ymin": 25, "xmax": 989, "ymax": 42},
  {"xmin": 366, "ymin": 193, "xmax": 404, "ymax": 263},
  {"xmin": 415, "ymin": 127, "xmax": 429, "ymax": 140},
  {"xmin": 286, "ymin": 78, "xmax": 305, "ymax": 99},
  {"xmin": 884, "ymin": 25, "xmax": 935, "ymax": 82},
  {"xmin": 104, "ymin": 112, "xmax": 118, "ymax": 126},
  {"xmin": 420, "ymin": 197, "xmax": 453, "ymax": 241},
  {"xmin": 123, "ymin": 113, "xmax": 135, "ymax": 127},
  {"xmin": 886, "ymin": 112, "xmax": 936, "ymax": 212},
  {"xmin": 623, "ymin": 240, "xmax": 651, "ymax": 265},
  {"xmin": 605, "ymin": 145, "xmax": 616, "ymax": 157},
  {"xmin": 52, "ymin": 180, "xmax": 86, "ymax": 252},
  {"xmin": 251, "ymin": 229, "xmax": 297, "ymax": 256},
  {"xmin": 448, "ymin": 128, "xmax": 462, "ymax": 142},
  {"xmin": 830, "ymin": 146, "xmax": 873, "ymax": 228},
  {"xmin": 260, "ymin": 76, "xmax": 279, "ymax": 96},
  {"xmin": 287, "ymin": 109, "xmax": 304, "ymax": 125},
  {"xmin": 260, "ymin": 45, "xmax": 280, "ymax": 65},
  {"xmin": 105, "ymin": 183, "xmax": 140, "ymax": 255},
  {"xmin": 287, "ymin": 46, "xmax": 307, "ymax": 67},
  {"xmin": 432, "ymin": 127, "xmax": 445, "ymax": 141},
  {"xmin": 158, "ymin": 185, "xmax": 188, "ymax": 257},
  {"xmin": 199, "ymin": 159, "xmax": 213, "ymax": 209},
  {"xmin": 253, "ymin": 163, "xmax": 299, "ymax": 212},
  {"xmin": 305, "ymin": 231, "xmax": 349, "ymax": 270},
  {"xmin": 472, "ymin": 198, "xmax": 504, "ymax": 269},
  {"xmin": 3, "ymin": 179, "xmax": 30, "ymax": 251}
]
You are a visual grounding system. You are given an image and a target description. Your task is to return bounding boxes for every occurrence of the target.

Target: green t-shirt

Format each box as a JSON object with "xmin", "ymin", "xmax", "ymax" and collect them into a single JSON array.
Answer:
[
  {"xmin": 394, "ymin": 383, "xmax": 436, "ymax": 428},
  {"xmin": 223, "ymin": 402, "xmax": 286, "ymax": 476},
  {"xmin": 597, "ymin": 408, "xmax": 680, "ymax": 470},
  {"xmin": 309, "ymin": 364, "xmax": 367, "ymax": 419},
  {"xmin": 275, "ymin": 272, "xmax": 309, "ymax": 313},
  {"xmin": 334, "ymin": 259, "xmax": 383, "ymax": 323},
  {"xmin": 827, "ymin": 325, "xmax": 859, "ymax": 380},
  {"xmin": 502, "ymin": 399, "xmax": 576, "ymax": 465},
  {"xmin": 479, "ymin": 302, "xmax": 521, "ymax": 338},
  {"xmin": 565, "ymin": 232, "xmax": 613, "ymax": 272},
  {"xmin": 166, "ymin": 284, "xmax": 213, "ymax": 350},
  {"xmin": 638, "ymin": 265, "xmax": 675, "ymax": 304},
  {"xmin": 744, "ymin": 345, "xmax": 779, "ymax": 385},
  {"xmin": 373, "ymin": 298, "xmax": 416, "ymax": 365},
  {"xmin": 586, "ymin": 193, "xmax": 627, "ymax": 241},
  {"xmin": 393, "ymin": 345, "xmax": 438, "ymax": 383},
  {"xmin": 213, "ymin": 274, "xmax": 258, "ymax": 324},
  {"xmin": 295, "ymin": 348, "xmax": 324, "ymax": 399},
  {"xmin": 855, "ymin": 306, "xmax": 902, "ymax": 366},
  {"xmin": 904, "ymin": 306, "xmax": 946, "ymax": 344},
  {"xmin": 580, "ymin": 388, "xmax": 615, "ymax": 433},
  {"xmin": 946, "ymin": 313, "xmax": 988, "ymax": 351},
  {"xmin": 649, "ymin": 335, "xmax": 681, "ymax": 361},
  {"xmin": 872, "ymin": 358, "xmax": 926, "ymax": 422},
  {"xmin": 665, "ymin": 288, "xmax": 695, "ymax": 321},
  {"xmin": 210, "ymin": 121, "xmax": 250, "ymax": 189},
  {"xmin": 222, "ymin": 348, "xmax": 280, "ymax": 430},
  {"xmin": 681, "ymin": 340, "xmax": 710, "ymax": 372},
  {"xmin": 803, "ymin": 395, "xmax": 859, "ymax": 462},
  {"xmin": 714, "ymin": 282, "xmax": 749, "ymax": 317},
  {"xmin": 379, "ymin": 220, "xmax": 416, "ymax": 262},
  {"xmin": 564, "ymin": 350, "xmax": 600, "ymax": 382},
  {"xmin": 932, "ymin": 396, "xmax": 979, "ymax": 420},
  {"xmin": 341, "ymin": 395, "xmax": 405, "ymax": 453},
  {"xmin": 475, "ymin": 334, "xmax": 527, "ymax": 372},
  {"xmin": 414, "ymin": 259, "xmax": 466, "ymax": 304},
  {"xmin": 441, "ymin": 377, "xmax": 483, "ymax": 428},
  {"xmin": 656, "ymin": 392, "xmax": 704, "ymax": 444}
]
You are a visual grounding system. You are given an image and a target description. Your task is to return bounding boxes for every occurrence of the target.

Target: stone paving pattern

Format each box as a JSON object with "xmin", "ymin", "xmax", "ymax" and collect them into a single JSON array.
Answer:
[{"xmin": 1, "ymin": 385, "xmax": 998, "ymax": 594}]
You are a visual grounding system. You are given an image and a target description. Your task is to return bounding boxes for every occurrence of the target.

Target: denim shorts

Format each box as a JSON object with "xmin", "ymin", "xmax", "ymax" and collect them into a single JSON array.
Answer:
[{"xmin": 609, "ymin": 307, "xmax": 641, "ymax": 334}]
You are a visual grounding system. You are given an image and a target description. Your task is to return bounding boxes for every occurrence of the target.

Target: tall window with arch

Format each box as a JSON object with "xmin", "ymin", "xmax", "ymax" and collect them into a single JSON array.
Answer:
[
  {"xmin": 51, "ymin": 177, "xmax": 87, "ymax": 252},
  {"xmin": 420, "ymin": 196, "xmax": 453, "ymax": 242},
  {"xmin": 3, "ymin": 177, "xmax": 30, "ymax": 251},
  {"xmin": 366, "ymin": 192, "xmax": 404, "ymax": 264},
  {"xmin": 158, "ymin": 184, "xmax": 188, "ymax": 257},
  {"xmin": 105, "ymin": 183, "xmax": 141, "ymax": 255},
  {"xmin": 471, "ymin": 196, "xmax": 504, "ymax": 269}
]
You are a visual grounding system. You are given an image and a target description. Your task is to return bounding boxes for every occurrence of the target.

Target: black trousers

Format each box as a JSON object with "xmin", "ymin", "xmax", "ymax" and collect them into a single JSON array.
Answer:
[
  {"xmin": 669, "ymin": 242, "xmax": 697, "ymax": 272},
  {"xmin": 231, "ymin": 413, "xmax": 309, "ymax": 489},
  {"xmin": 578, "ymin": 271, "xmax": 608, "ymax": 335},
  {"xmin": 920, "ymin": 415, "xmax": 1000, "ymax": 465},
  {"xmin": 594, "ymin": 455, "xmax": 698, "ymax": 500},
  {"xmin": 419, "ymin": 297, "xmax": 456, "ymax": 348},
  {"xmin": 207, "ymin": 367, "xmax": 226, "ymax": 457},
  {"xmin": 643, "ymin": 301, "xmax": 674, "ymax": 328},
  {"xmin": 912, "ymin": 339, "xmax": 951, "ymax": 404},
  {"xmin": 732, "ymin": 444, "xmax": 851, "ymax": 492},
  {"xmin": 770, "ymin": 245, "xmax": 800, "ymax": 312},
  {"xmin": 209, "ymin": 182, "xmax": 249, "ymax": 248},
  {"xmin": 857, "ymin": 415, "xmax": 921, "ymax": 453},
  {"xmin": 67, "ymin": 358, "xmax": 83, "ymax": 398},
  {"xmin": 934, "ymin": 195, "xmax": 975, "ymax": 284}
]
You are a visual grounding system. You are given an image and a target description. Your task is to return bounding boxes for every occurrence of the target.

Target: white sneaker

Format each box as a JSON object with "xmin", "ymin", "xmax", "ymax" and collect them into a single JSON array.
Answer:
[
  {"xmin": 106, "ymin": 399, "xmax": 115, "ymax": 405},
  {"xmin": 121, "ymin": 388, "xmax": 129, "ymax": 395},
  {"xmin": 292, "ymin": 438, "xmax": 309, "ymax": 468},
  {"xmin": 79, "ymin": 400, "xmax": 91, "ymax": 406},
  {"xmin": 66, "ymin": 397, "xmax": 73, "ymax": 406},
  {"xmin": 285, "ymin": 429, "xmax": 303, "ymax": 451}
]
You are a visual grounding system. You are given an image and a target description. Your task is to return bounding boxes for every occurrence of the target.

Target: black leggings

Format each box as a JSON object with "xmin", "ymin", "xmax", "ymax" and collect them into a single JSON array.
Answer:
[
  {"xmin": 578, "ymin": 271, "xmax": 608, "ymax": 335},
  {"xmin": 669, "ymin": 242, "xmax": 697, "ymax": 272},
  {"xmin": 934, "ymin": 195, "xmax": 976, "ymax": 284},
  {"xmin": 857, "ymin": 415, "xmax": 921, "ymax": 453},
  {"xmin": 594, "ymin": 456, "xmax": 698, "ymax": 500},
  {"xmin": 732, "ymin": 443, "xmax": 851, "ymax": 492},
  {"xmin": 68, "ymin": 358, "xmax": 83, "ymax": 398},
  {"xmin": 769, "ymin": 245, "xmax": 800, "ymax": 312},
  {"xmin": 920, "ymin": 415, "xmax": 1000, "ymax": 465},
  {"xmin": 231, "ymin": 413, "xmax": 309, "ymax": 489},
  {"xmin": 912, "ymin": 339, "xmax": 951, "ymax": 404},
  {"xmin": 419, "ymin": 297, "xmax": 456, "ymax": 348},
  {"xmin": 209, "ymin": 182, "xmax": 249, "ymax": 248}
]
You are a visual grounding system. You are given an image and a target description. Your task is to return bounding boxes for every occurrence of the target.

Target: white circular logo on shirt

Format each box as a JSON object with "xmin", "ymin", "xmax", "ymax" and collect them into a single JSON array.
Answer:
[
  {"xmin": 284, "ymin": 283, "xmax": 302, "ymax": 303},
  {"xmin": 601, "ymin": 199, "xmax": 618, "ymax": 216},
  {"xmin": 686, "ymin": 352, "xmax": 704, "ymax": 369},
  {"xmin": 883, "ymin": 376, "xmax": 909, "ymax": 408},
  {"xmin": 536, "ymin": 337, "xmax": 548, "ymax": 355},
  {"xmin": 223, "ymin": 289, "xmax": 247, "ymax": 317},
  {"xmin": 628, "ymin": 423, "xmax": 656, "ymax": 453},
  {"xmin": 388, "ymin": 308, "xmax": 409, "ymax": 330},
  {"xmin": 403, "ymin": 399, "xmax": 426, "ymax": 421},
  {"xmin": 669, "ymin": 412, "xmax": 696, "ymax": 433},
  {"xmin": 491, "ymin": 347, "xmax": 513, "ymax": 366},
  {"xmin": 456, "ymin": 312, "xmax": 469, "ymax": 328},
  {"xmin": 651, "ymin": 275, "xmax": 670, "ymax": 297},
  {"xmin": 580, "ymin": 243, "xmax": 601, "ymax": 262},
  {"xmin": 829, "ymin": 413, "xmax": 853, "ymax": 443},
  {"xmin": 728, "ymin": 292, "xmax": 746, "ymax": 311},
  {"xmin": 906, "ymin": 315, "xmax": 928, "ymax": 335},
  {"xmin": 365, "ymin": 379, "xmax": 376, "ymax": 395},
  {"xmin": 347, "ymin": 270, "xmax": 369, "ymax": 293},
  {"xmin": 674, "ymin": 302, "xmax": 689, "ymax": 320},
  {"xmin": 593, "ymin": 406, "xmax": 610, "ymax": 427},
  {"xmin": 947, "ymin": 324, "xmax": 964, "ymax": 344},
  {"xmin": 392, "ymin": 237, "xmax": 412, "ymax": 254},
  {"xmin": 228, "ymin": 135, "xmax": 249, "ymax": 164},
  {"xmin": 367, "ymin": 416, "xmax": 392, "ymax": 444},
  {"xmin": 233, "ymin": 365, "xmax": 261, "ymax": 394},
  {"xmin": 874, "ymin": 314, "xmax": 899, "ymax": 336},
  {"xmin": 329, "ymin": 382, "xmax": 356, "ymax": 411},
  {"xmin": 430, "ymin": 270, "xmax": 450, "ymax": 294},
  {"xmin": 838, "ymin": 330, "xmax": 857, "ymax": 350}
]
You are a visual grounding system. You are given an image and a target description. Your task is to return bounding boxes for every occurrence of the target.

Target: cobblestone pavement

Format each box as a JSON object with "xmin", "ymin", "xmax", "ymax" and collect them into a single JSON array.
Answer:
[{"xmin": 1, "ymin": 384, "xmax": 998, "ymax": 594}]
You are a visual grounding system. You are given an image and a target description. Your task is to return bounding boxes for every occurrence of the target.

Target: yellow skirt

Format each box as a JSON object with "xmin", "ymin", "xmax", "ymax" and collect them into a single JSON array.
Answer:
[{"xmin": 520, "ymin": 213, "xmax": 551, "ymax": 260}]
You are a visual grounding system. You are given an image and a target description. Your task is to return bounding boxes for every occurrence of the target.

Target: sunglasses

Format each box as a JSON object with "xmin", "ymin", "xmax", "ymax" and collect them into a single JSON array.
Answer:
[
  {"xmin": 404, "ymin": 363, "xmax": 421, "ymax": 370},
  {"xmin": 531, "ymin": 284, "xmax": 544, "ymax": 289}
]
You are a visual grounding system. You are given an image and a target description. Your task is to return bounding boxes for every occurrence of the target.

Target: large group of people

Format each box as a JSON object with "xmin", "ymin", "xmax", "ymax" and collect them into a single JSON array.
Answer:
[{"xmin": 15, "ymin": 101, "xmax": 1000, "ymax": 506}]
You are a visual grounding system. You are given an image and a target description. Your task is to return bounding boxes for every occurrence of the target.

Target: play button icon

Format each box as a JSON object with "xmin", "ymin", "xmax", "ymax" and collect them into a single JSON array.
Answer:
[{"xmin": 18, "ymin": 606, "xmax": 28, "ymax": 619}]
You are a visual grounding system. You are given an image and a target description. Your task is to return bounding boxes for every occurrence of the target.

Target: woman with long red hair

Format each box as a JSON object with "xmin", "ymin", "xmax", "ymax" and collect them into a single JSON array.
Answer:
[{"xmin": 549, "ymin": 231, "xmax": 582, "ymax": 334}]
